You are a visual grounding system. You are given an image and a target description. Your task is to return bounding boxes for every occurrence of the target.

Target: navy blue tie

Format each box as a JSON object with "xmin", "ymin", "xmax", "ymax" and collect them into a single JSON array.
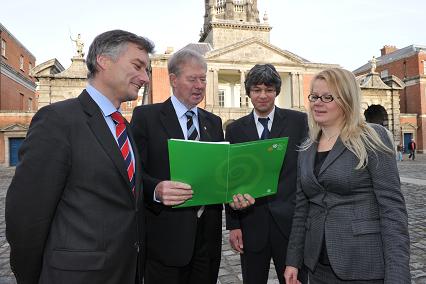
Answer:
[
  {"xmin": 258, "ymin": 117, "xmax": 270, "ymax": 140},
  {"xmin": 185, "ymin": 110, "xmax": 199, "ymax": 141}
]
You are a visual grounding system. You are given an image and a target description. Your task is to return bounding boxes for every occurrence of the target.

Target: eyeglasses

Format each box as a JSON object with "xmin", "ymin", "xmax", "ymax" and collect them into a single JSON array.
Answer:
[
  {"xmin": 308, "ymin": 94, "xmax": 338, "ymax": 103},
  {"xmin": 250, "ymin": 87, "xmax": 276, "ymax": 95}
]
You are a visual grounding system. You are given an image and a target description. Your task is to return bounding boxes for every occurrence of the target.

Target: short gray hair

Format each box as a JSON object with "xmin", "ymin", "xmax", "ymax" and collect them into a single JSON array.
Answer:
[
  {"xmin": 86, "ymin": 30, "xmax": 154, "ymax": 79},
  {"xmin": 167, "ymin": 49, "xmax": 207, "ymax": 76}
]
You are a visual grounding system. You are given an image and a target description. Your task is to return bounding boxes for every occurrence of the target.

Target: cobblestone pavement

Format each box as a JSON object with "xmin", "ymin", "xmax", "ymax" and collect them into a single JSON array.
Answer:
[{"xmin": 1, "ymin": 155, "xmax": 425, "ymax": 284}]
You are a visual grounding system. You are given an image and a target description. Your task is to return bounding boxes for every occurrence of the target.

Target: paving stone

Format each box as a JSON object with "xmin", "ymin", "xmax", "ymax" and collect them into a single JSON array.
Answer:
[{"xmin": 0, "ymin": 154, "xmax": 425, "ymax": 283}]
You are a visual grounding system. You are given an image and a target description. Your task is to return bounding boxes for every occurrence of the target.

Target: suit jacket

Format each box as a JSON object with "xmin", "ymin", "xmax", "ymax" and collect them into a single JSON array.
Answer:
[
  {"xmin": 6, "ymin": 91, "xmax": 144, "ymax": 284},
  {"xmin": 130, "ymin": 98, "xmax": 224, "ymax": 266},
  {"xmin": 225, "ymin": 107, "xmax": 308, "ymax": 251},
  {"xmin": 286, "ymin": 124, "xmax": 411, "ymax": 282}
]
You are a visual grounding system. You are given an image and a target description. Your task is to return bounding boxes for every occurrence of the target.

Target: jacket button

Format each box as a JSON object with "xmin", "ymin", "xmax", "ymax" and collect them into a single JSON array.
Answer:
[{"xmin": 134, "ymin": 242, "xmax": 140, "ymax": 252}]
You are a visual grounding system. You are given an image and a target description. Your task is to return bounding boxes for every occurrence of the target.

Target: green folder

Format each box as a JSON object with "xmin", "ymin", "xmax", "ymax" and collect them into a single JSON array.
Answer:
[{"xmin": 168, "ymin": 137, "xmax": 288, "ymax": 207}]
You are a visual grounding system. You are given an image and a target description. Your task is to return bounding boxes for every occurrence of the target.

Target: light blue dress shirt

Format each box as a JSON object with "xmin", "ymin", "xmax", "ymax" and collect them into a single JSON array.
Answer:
[
  {"xmin": 171, "ymin": 95, "xmax": 200, "ymax": 139},
  {"xmin": 85, "ymin": 84, "xmax": 135, "ymax": 168}
]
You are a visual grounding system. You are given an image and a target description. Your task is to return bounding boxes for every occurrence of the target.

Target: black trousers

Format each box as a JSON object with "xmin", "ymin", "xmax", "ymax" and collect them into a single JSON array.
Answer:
[
  {"xmin": 144, "ymin": 214, "xmax": 212, "ymax": 284},
  {"xmin": 240, "ymin": 214, "xmax": 308, "ymax": 284}
]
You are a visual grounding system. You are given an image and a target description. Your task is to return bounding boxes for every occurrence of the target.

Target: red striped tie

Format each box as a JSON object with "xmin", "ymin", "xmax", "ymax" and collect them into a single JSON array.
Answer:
[{"xmin": 111, "ymin": 111, "xmax": 136, "ymax": 195}]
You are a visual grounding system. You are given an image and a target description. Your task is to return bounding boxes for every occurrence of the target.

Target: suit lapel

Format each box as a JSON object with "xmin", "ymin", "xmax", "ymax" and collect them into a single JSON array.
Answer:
[
  {"xmin": 318, "ymin": 137, "xmax": 346, "ymax": 176},
  {"xmin": 78, "ymin": 91, "xmax": 132, "ymax": 194},
  {"xmin": 159, "ymin": 98, "xmax": 185, "ymax": 139},
  {"xmin": 127, "ymin": 121, "xmax": 142, "ymax": 204},
  {"xmin": 198, "ymin": 110, "xmax": 214, "ymax": 142},
  {"xmin": 270, "ymin": 107, "xmax": 289, "ymax": 139},
  {"xmin": 242, "ymin": 112, "xmax": 260, "ymax": 140}
]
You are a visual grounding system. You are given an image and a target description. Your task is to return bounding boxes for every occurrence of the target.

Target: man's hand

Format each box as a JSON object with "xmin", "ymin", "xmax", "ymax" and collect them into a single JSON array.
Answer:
[
  {"xmin": 229, "ymin": 229, "xmax": 244, "ymax": 253},
  {"xmin": 154, "ymin": 181, "xmax": 193, "ymax": 206},
  {"xmin": 229, "ymin": 193, "xmax": 255, "ymax": 210},
  {"xmin": 284, "ymin": 266, "xmax": 300, "ymax": 284}
]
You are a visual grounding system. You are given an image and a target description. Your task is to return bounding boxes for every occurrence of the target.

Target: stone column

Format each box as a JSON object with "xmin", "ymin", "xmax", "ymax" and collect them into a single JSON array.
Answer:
[
  {"xmin": 212, "ymin": 69, "xmax": 219, "ymax": 106},
  {"xmin": 206, "ymin": 69, "xmax": 215, "ymax": 108},
  {"xmin": 298, "ymin": 73, "xmax": 304, "ymax": 109},
  {"xmin": 239, "ymin": 69, "xmax": 246, "ymax": 107},
  {"xmin": 290, "ymin": 72, "xmax": 299, "ymax": 108}
]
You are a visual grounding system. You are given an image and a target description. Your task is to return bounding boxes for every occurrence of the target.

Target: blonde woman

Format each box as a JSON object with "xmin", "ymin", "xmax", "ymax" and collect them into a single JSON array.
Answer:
[{"xmin": 284, "ymin": 68, "xmax": 410, "ymax": 284}]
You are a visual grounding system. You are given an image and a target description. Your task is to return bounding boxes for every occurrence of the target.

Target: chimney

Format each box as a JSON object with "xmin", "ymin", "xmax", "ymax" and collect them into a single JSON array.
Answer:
[{"xmin": 381, "ymin": 45, "xmax": 397, "ymax": 56}]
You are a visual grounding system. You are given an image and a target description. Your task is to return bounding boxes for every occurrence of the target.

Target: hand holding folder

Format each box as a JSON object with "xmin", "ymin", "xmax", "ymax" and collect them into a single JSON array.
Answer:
[{"xmin": 168, "ymin": 137, "xmax": 288, "ymax": 207}]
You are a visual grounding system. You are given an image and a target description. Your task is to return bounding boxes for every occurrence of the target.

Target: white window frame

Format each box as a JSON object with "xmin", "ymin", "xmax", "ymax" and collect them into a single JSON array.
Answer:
[
  {"xmin": 1, "ymin": 39, "xmax": 6, "ymax": 57},
  {"xmin": 218, "ymin": 89, "xmax": 225, "ymax": 107},
  {"xmin": 19, "ymin": 55, "xmax": 24, "ymax": 70}
]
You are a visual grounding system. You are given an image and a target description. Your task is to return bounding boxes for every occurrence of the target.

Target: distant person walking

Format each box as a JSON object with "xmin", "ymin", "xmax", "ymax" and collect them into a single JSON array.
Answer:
[
  {"xmin": 397, "ymin": 143, "xmax": 404, "ymax": 161},
  {"xmin": 408, "ymin": 138, "xmax": 416, "ymax": 160}
]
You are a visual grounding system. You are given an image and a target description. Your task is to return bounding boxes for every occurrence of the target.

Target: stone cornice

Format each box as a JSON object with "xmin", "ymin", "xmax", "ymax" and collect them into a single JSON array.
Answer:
[
  {"xmin": 0, "ymin": 61, "xmax": 36, "ymax": 91},
  {"xmin": 210, "ymin": 21, "xmax": 272, "ymax": 31}
]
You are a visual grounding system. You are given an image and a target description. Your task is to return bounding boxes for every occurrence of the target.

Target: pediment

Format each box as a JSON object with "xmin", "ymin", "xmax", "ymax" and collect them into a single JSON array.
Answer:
[
  {"xmin": 0, "ymin": 124, "xmax": 28, "ymax": 132},
  {"xmin": 205, "ymin": 38, "xmax": 308, "ymax": 65},
  {"xmin": 32, "ymin": 58, "xmax": 65, "ymax": 77}
]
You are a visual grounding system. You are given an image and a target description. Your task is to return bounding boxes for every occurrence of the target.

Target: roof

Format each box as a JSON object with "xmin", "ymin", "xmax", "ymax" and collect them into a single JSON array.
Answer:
[
  {"xmin": 353, "ymin": 44, "xmax": 426, "ymax": 74},
  {"xmin": 0, "ymin": 22, "xmax": 36, "ymax": 60}
]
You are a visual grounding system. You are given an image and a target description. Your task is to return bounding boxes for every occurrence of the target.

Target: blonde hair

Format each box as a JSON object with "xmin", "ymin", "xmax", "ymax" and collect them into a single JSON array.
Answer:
[{"xmin": 302, "ymin": 67, "xmax": 394, "ymax": 169}]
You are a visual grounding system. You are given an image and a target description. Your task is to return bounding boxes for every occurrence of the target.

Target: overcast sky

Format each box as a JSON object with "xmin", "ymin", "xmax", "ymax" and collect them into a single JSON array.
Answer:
[{"xmin": 1, "ymin": 0, "xmax": 425, "ymax": 71}]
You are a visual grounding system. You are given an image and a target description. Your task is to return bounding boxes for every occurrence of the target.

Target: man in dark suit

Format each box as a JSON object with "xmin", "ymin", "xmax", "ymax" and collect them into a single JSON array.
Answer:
[
  {"xmin": 130, "ymin": 49, "xmax": 225, "ymax": 284},
  {"xmin": 6, "ymin": 30, "xmax": 154, "ymax": 284},
  {"xmin": 225, "ymin": 64, "xmax": 308, "ymax": 284}
]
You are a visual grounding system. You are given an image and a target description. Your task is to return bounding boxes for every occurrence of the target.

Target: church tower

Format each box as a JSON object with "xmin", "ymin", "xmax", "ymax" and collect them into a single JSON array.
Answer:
[{"xmin": 199, "ymin": 0, "xmax": 272, "ymax": 49}]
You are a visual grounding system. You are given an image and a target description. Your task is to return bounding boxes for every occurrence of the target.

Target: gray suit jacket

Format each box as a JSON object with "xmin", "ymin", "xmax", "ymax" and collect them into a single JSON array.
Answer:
[
  {"xmin": 286, "ymin": 124, "xmax": 410, "ymax": 283},
  {"xmin": 6, "ymin": 91, "xmax": 144, "ymax": 284}
]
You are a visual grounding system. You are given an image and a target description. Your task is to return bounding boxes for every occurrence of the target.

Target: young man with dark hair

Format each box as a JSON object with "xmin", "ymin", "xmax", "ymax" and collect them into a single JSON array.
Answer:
[{"xmin": 225, "ymin": 64, "xmax": 308, "ymax": 284}]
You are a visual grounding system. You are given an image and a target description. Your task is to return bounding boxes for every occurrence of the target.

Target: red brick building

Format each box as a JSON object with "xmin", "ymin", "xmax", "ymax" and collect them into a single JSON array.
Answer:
[
  {"xmin": 354, "ymin": 45, "xmax": 426, "ymax": 153},
  {"xmin": 0, "ymin": 23, "xmax": 37, "ymax": 166},
  {"xmin": 1, "ymin": 23, "xmax": 37, "ymax": 111}
]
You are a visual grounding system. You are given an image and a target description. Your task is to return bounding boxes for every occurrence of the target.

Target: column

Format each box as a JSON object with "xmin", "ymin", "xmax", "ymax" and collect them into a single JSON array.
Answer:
[
  {"xmin": 206, "ymin": 69, "xmax": 215, "ymax": 108},
  {"xmin": 239, "ymin": 69, "xmax": 246, "ymax": 107},
  {"xmin": 212, "ymin": 69, "xmax": 219, "ymax": 107},
  {"xmin": 298, "ymin": 73, "xmax": 304, "ymax": 109},
  {"xmin": 290, "ymin": 72, "xmax": 298, "ymax": 108}
]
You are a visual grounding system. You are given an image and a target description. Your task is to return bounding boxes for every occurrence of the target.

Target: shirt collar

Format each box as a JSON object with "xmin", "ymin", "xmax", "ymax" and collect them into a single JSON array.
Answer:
[
  {"xmin": 253, "ymin": 106, "xmax": 275, "ymax": 123},
  {"xmin": 86, "ymin": 84, "xmax": 120, "ymax": 116},
  {"xmin": 171, "ymin": 95, "xmax": 198, "ymax": 119}
]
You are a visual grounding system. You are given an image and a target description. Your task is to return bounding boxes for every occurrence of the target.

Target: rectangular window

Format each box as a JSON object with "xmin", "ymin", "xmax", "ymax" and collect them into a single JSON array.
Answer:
[
  {"xmin": 20, "ymin": 93, "xmax": 24, "ymax": 110},
  {"xmin": 217, "ymin": 0, "xmax": 225, "ymax": 6},
  {"xmin": 1, "ymin": 39, "xmax": 6, "ymax": 57},
  {"xmin": 20, "ymin": 55, "xmax": 24, "ymax": 70},
  {"xmin": 28, "ymin": 98, "xmax": 33, "ymax": 111},
  {"xmin": 218, "ymin": 90, "xmax": 225, "ymax": 107},
  {"xmin": 29, "ymin": 62, "xmax": 33, "ymax": 73}
]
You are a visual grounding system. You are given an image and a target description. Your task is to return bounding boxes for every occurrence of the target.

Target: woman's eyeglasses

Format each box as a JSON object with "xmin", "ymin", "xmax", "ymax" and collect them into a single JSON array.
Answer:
[{"xmin": 308, "ymin": 94, "xmax": 338, "ymax": 103}]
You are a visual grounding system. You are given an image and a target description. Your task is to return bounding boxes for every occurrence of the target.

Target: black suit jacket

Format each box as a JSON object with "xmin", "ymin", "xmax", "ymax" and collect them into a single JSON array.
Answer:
[
  {"xmin": 130, "ymin": 98, "xmax": 224, "ymax": 266},
  {"xmin": 6, "ymin": 91, "xmax": 144, "ymax": 284},
  {"xmin": 225, "ymin": 107, "xmax": 308, "ymax": 251}
]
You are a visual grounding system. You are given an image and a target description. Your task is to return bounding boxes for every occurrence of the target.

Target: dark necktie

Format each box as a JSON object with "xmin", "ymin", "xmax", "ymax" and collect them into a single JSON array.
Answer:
[
  {"xmin": 111, "ymin": 111, "xmax": 136, "ymax": 195},
  {"xmin": 185, "ymin": 110, "xmax": 204, "ymax": 217},
  {"xmin": 258, "ymin": 117, "xmax": 270, "ymax": 140},
  {"xmin": 185, "ymin": 110, "xmax": 199, "ymax": 141}
]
